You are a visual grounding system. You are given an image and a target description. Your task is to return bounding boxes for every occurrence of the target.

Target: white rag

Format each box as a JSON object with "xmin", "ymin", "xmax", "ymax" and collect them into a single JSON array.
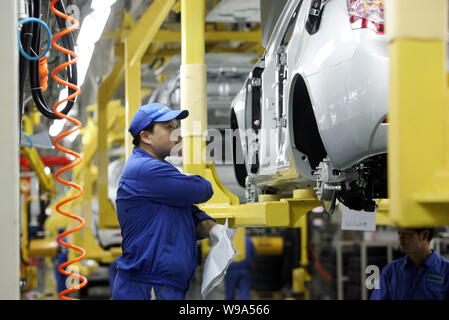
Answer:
[{"xmin": 201, "ymin": 219, "xmax": 237, "ymax": 299}]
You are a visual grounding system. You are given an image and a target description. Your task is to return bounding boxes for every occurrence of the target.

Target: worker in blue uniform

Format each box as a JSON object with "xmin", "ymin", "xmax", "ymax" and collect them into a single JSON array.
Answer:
[
  {"xmin": 224, "ymin": 234, "xmax": 256, "ymax": 300},
  {"xmin": 112, "ymin": 103, "xmax": 226, "ymax": 300},
  {"xmin": 371, "ymin": 228, "xmax": 449, "ymax": 300}
]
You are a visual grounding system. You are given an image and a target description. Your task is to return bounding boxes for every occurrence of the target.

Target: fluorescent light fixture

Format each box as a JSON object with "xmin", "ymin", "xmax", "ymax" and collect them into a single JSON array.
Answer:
[
  {"xmin": 49, "ymin": 118, "xmax": 66, "ymax": 137},
  {"xmin": 55, "ymin": 87, "xmax": 68, "ymax": 112},
  {"xmin": 75, "ymin": 0, "xmax": 117, "ymax": 87}
]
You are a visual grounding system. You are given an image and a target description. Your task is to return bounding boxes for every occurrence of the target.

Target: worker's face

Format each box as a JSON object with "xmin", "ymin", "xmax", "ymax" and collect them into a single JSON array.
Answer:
[
  {"xmin": 141, "ymin": 119, "xmax": 181, "ymax": 159},
  {"xmin": 397, "ymin": 229, "xmax": 428, "ymax": 254}
]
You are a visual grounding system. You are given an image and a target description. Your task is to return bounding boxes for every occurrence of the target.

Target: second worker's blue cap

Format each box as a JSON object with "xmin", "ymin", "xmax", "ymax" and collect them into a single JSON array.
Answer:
[{"xmin": 128, "ymin": 103, "xmax": 189, "ymax": 137}]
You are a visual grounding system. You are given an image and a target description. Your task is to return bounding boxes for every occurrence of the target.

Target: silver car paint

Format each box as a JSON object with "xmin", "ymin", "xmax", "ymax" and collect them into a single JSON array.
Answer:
[{"xmin": 231, "ymin": 0, "xmax": 432, "ymax": 189}]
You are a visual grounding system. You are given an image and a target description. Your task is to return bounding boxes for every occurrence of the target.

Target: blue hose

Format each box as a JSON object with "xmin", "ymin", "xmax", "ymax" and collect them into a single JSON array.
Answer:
[{"xmin": 18, "ymin": 17, "xmax": 51, "ymax": 61}]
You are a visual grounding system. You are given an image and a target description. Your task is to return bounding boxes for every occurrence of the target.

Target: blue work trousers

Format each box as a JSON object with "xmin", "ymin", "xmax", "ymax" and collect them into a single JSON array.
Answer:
[{"xmin": 112, "ymin": 274, "xmax": 185, "ymax": 300}]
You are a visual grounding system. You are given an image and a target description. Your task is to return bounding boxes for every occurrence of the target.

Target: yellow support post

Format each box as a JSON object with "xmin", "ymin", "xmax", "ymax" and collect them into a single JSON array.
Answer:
[
  {"xmin": 181, "ymin": 0, "xmax": 207, "ymax": 175},
  {"xmin": 386, "ymin": 0, "xmax": 449, "ymax": 226},
  {"xmin": 292, "ymin": 267, "xmax": 311, "ymax": 299},
  {"xmin": 21, "ymin": 196, "xmax": 37, "ymax": 264},
  {"xmin": 290, "ymin": 189, "xmax": 311, "ymax": 299},
  {"xmin": 181, "ymin": 0, "xmax": 242, "ymax": 207},
  {"xmin": 98, "ymin": 62, "xmax": 125, "ymax": 228},
  {"xmin": 124, "ymin": 54, "xmax": 141, "ymax": 158}
]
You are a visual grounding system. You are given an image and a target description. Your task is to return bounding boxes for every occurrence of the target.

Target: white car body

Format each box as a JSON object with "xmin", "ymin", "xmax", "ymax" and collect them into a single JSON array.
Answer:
[{"xmin": 231, "ymin": 0, "xmax": 448, "ymax": 210}]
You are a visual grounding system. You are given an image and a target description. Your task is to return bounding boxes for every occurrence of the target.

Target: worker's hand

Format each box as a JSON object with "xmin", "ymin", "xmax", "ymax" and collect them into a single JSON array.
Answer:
[{"xmin": 209, "ymin": 223, "xmax": 233, "ymax": 247}]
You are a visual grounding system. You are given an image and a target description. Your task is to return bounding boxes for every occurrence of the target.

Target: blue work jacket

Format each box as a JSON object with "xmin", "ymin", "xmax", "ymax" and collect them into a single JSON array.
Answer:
[
  {"xmin": 115, "ymin": 147, "xmax": 214, "ymax": 293},
  {"xmin": 371, "ymin": 250, "xmax": 449, "ymax": 300}
]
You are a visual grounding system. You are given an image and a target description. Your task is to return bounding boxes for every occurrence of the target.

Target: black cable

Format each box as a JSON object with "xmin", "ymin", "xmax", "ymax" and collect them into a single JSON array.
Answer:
[{"xmin": 29, "ymin": 0, "xmax": 78, "ymax": 119}]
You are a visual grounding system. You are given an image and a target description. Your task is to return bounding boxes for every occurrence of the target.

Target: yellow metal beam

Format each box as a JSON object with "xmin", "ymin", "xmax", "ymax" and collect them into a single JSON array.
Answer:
[
  {"xmin": 251, "ymin": 236, "xmax": 283, "ymax": 255},
  {"xmin": 125, "ymin": 0, "xmax": 176, "ymax": 68},
  {"xmin": 172, "ymin": 0, "xmax": 181, "ymax": 14},
  {"xmin": 198, "ymin": 190, "xmax": 322, "ymax": 228},
  {"xmin": 28, "ymin": 239, "xmax": 58, "ymax": 258},
  {"xmin": 98, "ymin": 64, "xmax": 125, "ymax": 228},
  {"xmin": 386, "ymin": 0, "xmax": 449, "ymax": 226}
]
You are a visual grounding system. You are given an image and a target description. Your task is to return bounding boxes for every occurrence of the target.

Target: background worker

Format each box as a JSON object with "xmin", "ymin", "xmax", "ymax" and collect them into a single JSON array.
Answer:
[
  {"xmin": 371, "ymin": 228, "xmax": 449, "ymax": 300},
  {"xmin": 224, "ymin": 234, "xmax": 256, "ymax": 300},
  {"xmin": 112, "ymin": 103, "xmax": 227, "ymax": 300}
]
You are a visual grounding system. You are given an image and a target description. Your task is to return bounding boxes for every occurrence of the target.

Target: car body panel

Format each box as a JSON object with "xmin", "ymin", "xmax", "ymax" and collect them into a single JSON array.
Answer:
[
  {"xmin": 231, "ymin": 0, "xmax": 449, "ymax": 207},
  {"xmin": 232, "ymin": 0, "xmax": 391, "ymax": 186}
]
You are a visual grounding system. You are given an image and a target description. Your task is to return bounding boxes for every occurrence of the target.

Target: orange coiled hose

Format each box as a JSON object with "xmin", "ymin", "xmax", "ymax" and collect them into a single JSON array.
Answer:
[{"xmin": 50, "ymin": 0, "xmax": 87, "ymax": 300}]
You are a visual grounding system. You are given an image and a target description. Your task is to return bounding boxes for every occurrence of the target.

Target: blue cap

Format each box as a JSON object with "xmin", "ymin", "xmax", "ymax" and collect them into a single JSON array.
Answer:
[{"xmin": 128, "ymin": 103, "xmax": 189, "ymax": 137}]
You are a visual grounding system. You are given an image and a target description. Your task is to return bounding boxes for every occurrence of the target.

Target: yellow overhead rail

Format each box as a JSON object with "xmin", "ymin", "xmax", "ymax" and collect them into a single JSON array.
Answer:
[{"xmin": 386, "ymin": 0, "xmax": 449, "ymax": 226}]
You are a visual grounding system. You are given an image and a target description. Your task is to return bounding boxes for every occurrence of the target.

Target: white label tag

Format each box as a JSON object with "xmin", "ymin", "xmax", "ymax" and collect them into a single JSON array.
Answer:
[{"xmin": 341, "ymin": 205, "xmax": 376, "ymax": 231}]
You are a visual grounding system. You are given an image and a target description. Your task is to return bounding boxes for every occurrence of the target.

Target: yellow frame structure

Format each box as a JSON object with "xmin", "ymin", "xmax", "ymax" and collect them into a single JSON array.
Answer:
[{"xmin": 386, "ymin": 0, "xmax": 449, "ymax": 227}]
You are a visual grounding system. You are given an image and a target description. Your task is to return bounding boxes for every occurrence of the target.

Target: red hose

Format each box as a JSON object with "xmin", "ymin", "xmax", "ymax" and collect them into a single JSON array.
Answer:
[
  {"xmin": 308, "ymin": 242, "xmax": 333, "ymax": 282},
  {"xmin": 50, "ymin": 0, "xmax": 87, "ymax": 300}
]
